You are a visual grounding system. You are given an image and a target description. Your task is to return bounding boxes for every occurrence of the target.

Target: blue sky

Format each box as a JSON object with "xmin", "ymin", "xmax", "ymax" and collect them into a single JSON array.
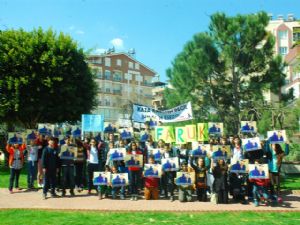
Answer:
[{"xmin": 1, "ymin": 0, "xmax": 300, "ymax": 82}]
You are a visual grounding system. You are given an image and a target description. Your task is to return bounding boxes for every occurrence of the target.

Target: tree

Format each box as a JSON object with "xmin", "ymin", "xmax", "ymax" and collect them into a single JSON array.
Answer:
[
  {"xmin": 0, "ymin": 28, "xmax": 97, "ymax": 128},
  {"xmin": 165, "ymin": 12, "xmax": 287, "ymax": 134}
]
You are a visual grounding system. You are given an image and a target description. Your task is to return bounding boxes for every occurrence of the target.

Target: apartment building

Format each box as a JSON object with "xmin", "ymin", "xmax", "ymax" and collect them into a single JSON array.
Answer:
[
  {"xmin": 87, "ymin": 51, "xmax": 156, "ymax": 123},
  {"xmin": 266, "ymin": 14, "xmax": 300, "ymax": 100}
]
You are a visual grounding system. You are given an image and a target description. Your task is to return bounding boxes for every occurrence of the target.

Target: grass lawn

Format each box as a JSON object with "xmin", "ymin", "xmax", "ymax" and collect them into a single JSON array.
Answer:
[
  {"xmin": 281, "ymin": 174, "xmax": 300, "ymax": 190},
  {"xmin": 0, "ymin": 210, "xmax": 299, "ymax": 225},
  {"xmin": 0, "ymin": 162, "xmax": 28, "ymax": 189}
]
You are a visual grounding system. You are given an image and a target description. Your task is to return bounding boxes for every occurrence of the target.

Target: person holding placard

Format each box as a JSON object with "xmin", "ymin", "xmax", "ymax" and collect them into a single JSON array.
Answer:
[
  {"xmin": 74, "ymin": 139, "xmax": 87, "ymax": 192},
  {"xmin": 190, "ymin": 157, "xmax": 207, "ymax": 202},
  {"xmin": 177, "ymin": 162, "xmax": 193, "ymax": 202},
  {"xmin": 144, "ymin": 156, "xmax": 159, "ymax": 200},
  {"xmin": 87, "ymin": 138, "xmax": 100, "ymax": 194},
  {"xmin": 26, "ymin": 139, "xmax": 38, "ymax": 190},
  {"xmin": 212, "ymin": 159, "xmax": 229, "ymax": 204},
  {"xmin": 161, "ymin": 143, "xmax": 177, "ymax": 202},
  {"xmin": 60, "ymin": 136, "xmax": 76, "ymax": 197},
  {"xmin": 36, "ymin": 134, "xmax": 48, "ymax": 187},
  {"xmin": 264, "ymin": 141, "xmax": 289, "ymax": 202},
  {"xmin": 6, "ymin": 141, "xmax": 26, "ymax": 193},
  {"xmin": 110, "ymin": 165, "xmax": 125, "ymax": 200},
  {"xmin": 42, "ymin": 137, "xmax": 60, "ymax": 199},
  {"xmin": 127, "ymin": 141, "xmax": 143, "ymax": 201}
]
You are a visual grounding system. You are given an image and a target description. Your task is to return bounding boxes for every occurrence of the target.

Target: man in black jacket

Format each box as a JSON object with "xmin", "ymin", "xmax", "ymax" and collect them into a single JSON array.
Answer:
[{"xmin": 42, "ymin": 137, "xmax": 59, "ymax": 199}]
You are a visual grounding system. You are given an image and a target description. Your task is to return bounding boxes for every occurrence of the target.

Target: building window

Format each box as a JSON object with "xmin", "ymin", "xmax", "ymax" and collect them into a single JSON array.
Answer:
[
  {"xmin": 135, "ymin": 63, "xmax": 140, "ymax": 70},
  {"xmin": 116, "ymin": 59, "xmax": 122, "ymax": 67},
  {"xmin": 105, "ymin": 57, "xmax": 111, "ymax": 67},
  {"xmin": 279, "ymin": 47, "xmax": 288, "ymax": 55},
  {"xmin": 113, "ymin": 71, "xmax": 122, "ymax": 82},
  {"xmin": 128, "ymin": 61, "xmax": 134, "ymax": 69},
  {"xmin": 105, "ymin": 70, "xmax": 111, "ymax": 80},
  {"xmin": 293, "ymin": 27, "xmax": 300, "ymax": 42},
  {"xmin": 278, "ymin": 30, "xmax": 288, "ymax": 40}
]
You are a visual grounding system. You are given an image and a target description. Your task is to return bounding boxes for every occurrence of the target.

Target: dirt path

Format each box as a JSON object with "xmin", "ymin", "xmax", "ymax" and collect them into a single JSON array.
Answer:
[{"xmin": 0, "ymin": 188, "xmax": 299, "ymax": 212}]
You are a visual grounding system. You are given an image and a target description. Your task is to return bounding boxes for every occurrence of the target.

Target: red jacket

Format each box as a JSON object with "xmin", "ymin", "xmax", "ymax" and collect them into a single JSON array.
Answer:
[
  {"xmin": 249, "ymin": 178, "xmax": 270, "ymax": 187},
  {"xmin": 6, "ymin": 144, "xmax": 26, "ymax": 167},
  {"xmin": 144, "ymin": 177, "xmax": 159, "ymax": 188},
  {"xmin": 127, "ymin": 149, "xmax": 143, "ymax": 171}
]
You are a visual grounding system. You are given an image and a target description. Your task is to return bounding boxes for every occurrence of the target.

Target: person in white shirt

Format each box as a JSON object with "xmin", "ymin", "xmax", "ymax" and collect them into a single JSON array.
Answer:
[
  {"xmin": 87, "ymin": 138, "xmax": 100, "ymax": 194},
  {"xmin": 26, "ymin": 140, "xmax": 38, "ymax": 189}
]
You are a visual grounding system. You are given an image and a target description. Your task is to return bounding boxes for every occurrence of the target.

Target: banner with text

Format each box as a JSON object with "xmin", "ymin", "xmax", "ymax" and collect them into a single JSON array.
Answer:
[
  {"xmin": 132, "ymin": 102, "xmax": 193, "ymax": 123},
  {"xmin": 81, "ymin": 114, "xmax": 104, "ymax": 132}
]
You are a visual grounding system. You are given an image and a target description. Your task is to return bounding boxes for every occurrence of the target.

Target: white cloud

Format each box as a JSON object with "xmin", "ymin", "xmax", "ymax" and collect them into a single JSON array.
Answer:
[
  {"xmin": 76, "ymin": 30, "xmax": 85, "ymax": 35},
  {"xmin": 68, "ymin": 25, "xmax": 75, "ymax": 30},
  {"xmin": 110, "ymin": 38, "xmax": 124, "ymax": 49},
  {"xmin": 94, "ymin": 48, "xmax": 106, "ymax": 54}
]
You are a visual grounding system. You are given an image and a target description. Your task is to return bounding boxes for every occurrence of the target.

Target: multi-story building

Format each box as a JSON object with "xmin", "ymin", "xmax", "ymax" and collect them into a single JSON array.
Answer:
[
  {"xmin": 152, "ymin": 81, "xmax": 167, "ymax": 110},
  {"xmin": 87, "ymin": 51, "xmax": 156, "ymax": 123},
  {"xmin": 266, "ymin": 14, "xmax": 300, "ymax": 100}
]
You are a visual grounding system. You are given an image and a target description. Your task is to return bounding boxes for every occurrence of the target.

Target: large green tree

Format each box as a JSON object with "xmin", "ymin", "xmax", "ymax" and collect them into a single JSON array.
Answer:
[
  {"xmin": 0, "ymin": 28, "xmax": 97, "ymax": 128},
  {"xmin": 165, "ymin": 11, "xmax": 287, "ymax": 134}
]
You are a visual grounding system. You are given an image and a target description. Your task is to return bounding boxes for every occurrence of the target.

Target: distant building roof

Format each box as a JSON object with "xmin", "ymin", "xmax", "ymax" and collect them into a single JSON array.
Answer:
[{"xmin": 88, "ymin": 52, "xmax": 157, "ymax": 75}]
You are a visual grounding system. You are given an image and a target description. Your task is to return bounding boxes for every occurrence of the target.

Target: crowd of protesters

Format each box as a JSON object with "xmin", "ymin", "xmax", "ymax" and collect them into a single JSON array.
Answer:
[{"xmin": 3, "ymin": 125, "xmax": 289, "ymax": 207}]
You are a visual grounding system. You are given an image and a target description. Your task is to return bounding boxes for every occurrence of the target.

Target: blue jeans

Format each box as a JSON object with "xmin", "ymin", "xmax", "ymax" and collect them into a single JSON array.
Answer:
[
  {"xmin": 9, "ymin": 168, "xmax": 21, "ymax": 191},
  {"xmin": 253, "ymin": 184, "xmax": 269, "ymax": 200},
  {"xmin": 129, "ymin": 170, "xmax": 140, "ymax": 195},
  {"xmin": 111, "ymin": 186, "xmax": 125, "ymax": 199},
  {"xmin": 27, "ymin": 161, "xmax": 37, "ymax": 188}
]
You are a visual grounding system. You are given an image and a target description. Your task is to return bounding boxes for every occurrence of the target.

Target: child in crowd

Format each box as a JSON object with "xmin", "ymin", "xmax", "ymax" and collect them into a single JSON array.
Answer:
[
  {"xmin": 98, "ymin": 165, "xmax": 112, "ymax": 200},
  {"xmin": 110, "ymin": 165, "xmax": 125, "ymax": 200},
  {"xmin": 26, "ymin": 140, "xmax": 38, "ymax": 189},
  {"xmin": 249, "ymin": 160, "xmax": 271, "ymax": 207},
  {"xmin": 178, "ymin": 162, "xmax": 193, "ymax": 202},
  {"xmin": 144, "ymin": 156, "xmax": 159, "ymax": 200},
  {"xmin": 6, "ymin": 142, "xmax": 26, "ymax": 193}
]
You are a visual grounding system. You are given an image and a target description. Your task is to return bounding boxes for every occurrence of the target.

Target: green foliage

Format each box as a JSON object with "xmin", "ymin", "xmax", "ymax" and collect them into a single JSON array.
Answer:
[
  {"xmin": 0, "ymin": 28, "xmax": 97, "ymax": 128},
  {"xmin": 166, "ymin": 12, "xmax": 287, "ymax": 135}
]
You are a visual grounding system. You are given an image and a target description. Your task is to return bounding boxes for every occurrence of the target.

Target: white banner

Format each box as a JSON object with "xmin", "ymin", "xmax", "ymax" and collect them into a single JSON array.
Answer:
[{"xmin": 132, "ymin": 102, "xmax": 193, "ymax": 123}]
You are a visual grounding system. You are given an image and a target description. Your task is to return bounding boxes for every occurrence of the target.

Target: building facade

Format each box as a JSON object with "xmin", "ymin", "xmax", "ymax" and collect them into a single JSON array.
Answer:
[
  {"xmin": 266, "ymin": 14, "xmax": 300, "ymax": 100},
  {"xmin": 87, "ymin": 52, "xmax": 156, "ymax": 123}
]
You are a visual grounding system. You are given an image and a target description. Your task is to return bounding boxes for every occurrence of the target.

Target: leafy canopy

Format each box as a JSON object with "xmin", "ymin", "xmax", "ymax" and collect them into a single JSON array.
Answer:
[
  {"xmin": 165, "ymin": 11, "xmax": 287, "ymax": 134},
  {"xmin": 0, "ymin": 28, "xmax": 97, "ymax": 128}
]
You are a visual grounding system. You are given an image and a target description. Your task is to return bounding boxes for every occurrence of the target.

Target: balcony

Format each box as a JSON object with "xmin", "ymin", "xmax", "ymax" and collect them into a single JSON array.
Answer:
[
  {"xmin": 113, "ymin": 89, "xmax": 122, "ymax": 95},
  {"xmin": 142, "ymin": 81, "xmax": 153, "ymax": 87},
  {"xmin": 113, "ymin": 76, "xmax": 122, "ymax": 82}
]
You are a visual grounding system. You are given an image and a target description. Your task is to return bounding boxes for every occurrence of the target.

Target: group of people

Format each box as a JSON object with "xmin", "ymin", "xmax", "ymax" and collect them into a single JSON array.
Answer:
[{"xmin": 4, "ymin": 130, "xmax": 289, "ymax": 206}]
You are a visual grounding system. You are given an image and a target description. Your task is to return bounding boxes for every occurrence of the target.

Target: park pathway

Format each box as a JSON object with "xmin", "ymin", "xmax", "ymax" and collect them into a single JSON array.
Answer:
[{"xmin": 0, "ymin": 189, "xmax": 299, "ymax": 212}]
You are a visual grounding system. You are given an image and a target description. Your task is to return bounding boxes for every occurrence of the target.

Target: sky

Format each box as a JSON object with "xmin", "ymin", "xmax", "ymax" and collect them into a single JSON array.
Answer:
[{"xmin": 1, "ymin": 0, "xmax": 300, "ymax": 82}]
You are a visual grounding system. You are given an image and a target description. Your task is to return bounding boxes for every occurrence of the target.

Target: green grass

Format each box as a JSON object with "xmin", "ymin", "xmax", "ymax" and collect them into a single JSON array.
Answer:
[
  {"xmin": 0, "ymin": 210, "xmax": 299, "ymax": 225},
  {"xmin": 281, "ymin": 174, "xmax": 300, "ymax": 190},
  {"xmin": 0, "ymin": 162, "xmax": 28, "ymax": 189}
]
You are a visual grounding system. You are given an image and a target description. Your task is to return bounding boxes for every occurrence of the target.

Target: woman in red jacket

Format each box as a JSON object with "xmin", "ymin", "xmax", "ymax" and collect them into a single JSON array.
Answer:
[{"xmin": 6, "ymin": 142, "xmax": 26, "ymax": 193}]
